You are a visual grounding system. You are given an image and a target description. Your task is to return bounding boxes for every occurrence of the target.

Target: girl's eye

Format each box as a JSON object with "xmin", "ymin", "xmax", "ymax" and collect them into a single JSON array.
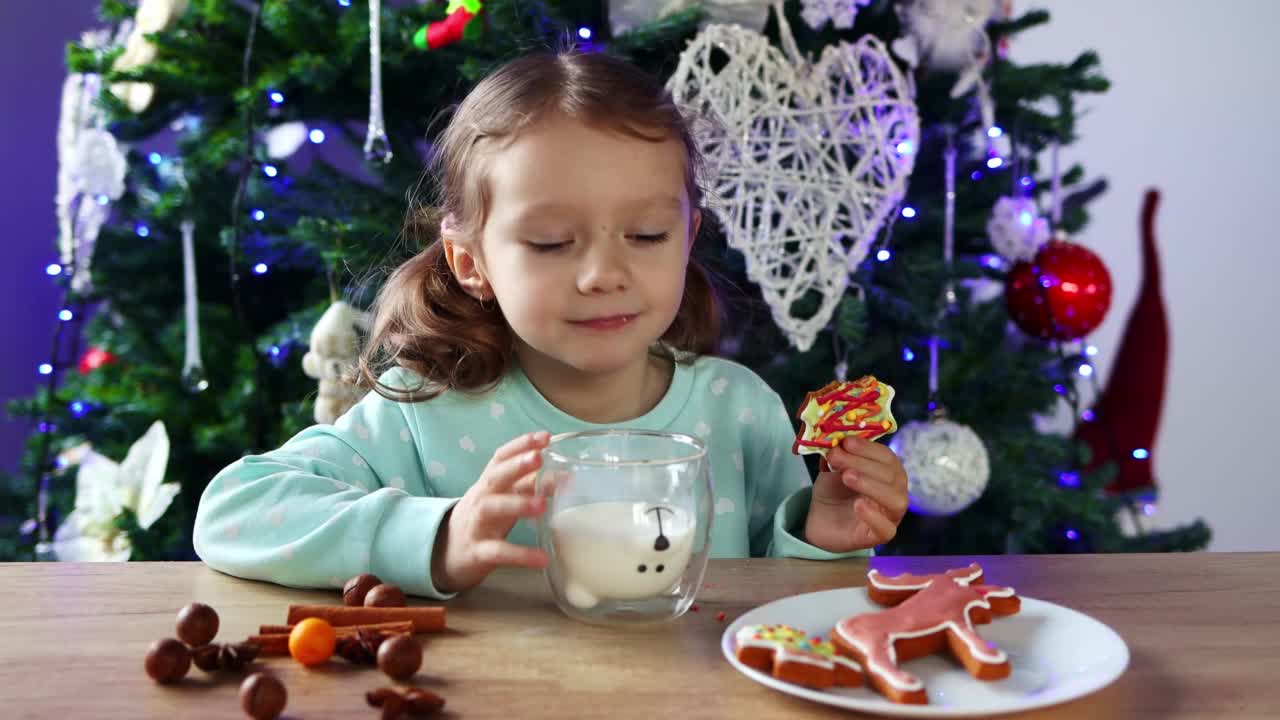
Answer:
[
  {"xmin": 527, "ymin": 241, "xmax": 570, "ymax": 253},
  {"xmin": 631, "ymin": 232, "xmax": 670, "ymax": 244}
]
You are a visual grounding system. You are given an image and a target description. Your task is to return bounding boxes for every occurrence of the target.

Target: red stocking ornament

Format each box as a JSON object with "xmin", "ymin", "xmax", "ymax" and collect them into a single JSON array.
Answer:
[{"xmin": 1074, "ymin": 190, "xmax": 1168, "ymax": 496}]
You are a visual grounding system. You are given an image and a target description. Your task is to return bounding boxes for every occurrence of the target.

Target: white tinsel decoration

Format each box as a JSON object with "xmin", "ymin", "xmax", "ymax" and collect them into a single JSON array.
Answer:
[
  {"xmin": 667, "ymin": 3, "xmax": 919, "ymax": 351},
  {"xmin": 987, "ymin": 195, "xmax": 1050, "ymax": 263},
  {"xmin": 799, "ymin": 0, "xmax": 871, "ymax": 31},
  {"xmin": 891, "ymin": 418, "xmax": 991, "ymax": 517},
  {"xmin": 609, "ymin": 0, "xmax": 773, "ymax": 35},
  {"xmin": 302, "ymin": 302, "xmax": 371, "ymax": 424}
]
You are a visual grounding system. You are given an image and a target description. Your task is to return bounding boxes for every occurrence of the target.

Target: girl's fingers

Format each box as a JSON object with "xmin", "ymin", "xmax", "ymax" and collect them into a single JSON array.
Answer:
[
  {"xmin": 836, "ymin": 436, "xmax": 900, "ymax": 466},
  {"xmin": 475, "ymin": 493, "xmax": 546, "ymax": 524},
  {"xmin": 511, "ymin": 469, "xmax": 565, "ymax": 497},
  {"xmin": 481, "ymin": 449, "xmax": 544, "ymax": 492},
  {"xmin": 854, "ymin": 497, "xmax": 897, "ymax": 544},
  {"xmin": 490, "ymin": 431, "xmax": 551, "ymax": 464},
  {"xmin": 472, "ymin": 539, "xmax": 549, "ymax": 569},
  {"xmin": 842, "ymin": 470, "xmax": 908, "ymax": 519}
]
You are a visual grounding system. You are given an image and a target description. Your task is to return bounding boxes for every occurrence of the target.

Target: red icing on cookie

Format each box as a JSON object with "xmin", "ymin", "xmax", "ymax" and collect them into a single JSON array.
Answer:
[{"xmin": 834, "ymin": 575, "xmax": 1020, "ymax": 704}]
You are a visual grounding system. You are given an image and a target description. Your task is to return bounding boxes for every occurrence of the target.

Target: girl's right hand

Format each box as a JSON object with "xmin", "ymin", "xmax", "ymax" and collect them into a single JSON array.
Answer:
[{"xmin": 431, "ymin": 431, "xmax": 551, "ymax": 593}]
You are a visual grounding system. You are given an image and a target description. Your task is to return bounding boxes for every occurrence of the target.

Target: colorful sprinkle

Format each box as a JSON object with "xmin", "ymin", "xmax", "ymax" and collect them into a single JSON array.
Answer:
[{"xmin": 716, "ymin": 612, "xmax": 727, "ymax": 622}]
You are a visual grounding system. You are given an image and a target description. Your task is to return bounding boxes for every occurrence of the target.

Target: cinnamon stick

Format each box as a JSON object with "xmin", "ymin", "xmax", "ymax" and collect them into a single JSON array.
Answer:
[
  {"xmin": 258, "ymin": 620, "xmax": 413, "ymax": 636},
  {"xmin": 248, "ymin": 634, "xmax": 290, "ymax": 656},
  {"xmin": 286, "ymin": 605, "xmax": 446, "ymax": 632}
]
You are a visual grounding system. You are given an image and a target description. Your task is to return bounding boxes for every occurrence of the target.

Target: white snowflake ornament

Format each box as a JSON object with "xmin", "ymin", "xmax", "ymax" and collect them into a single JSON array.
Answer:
[
  {"xmin": 667, "ymin": 5, "xmax": 918, "ymax": 351},
  {"xmin": 890, "ymin": 417, "xmax": 990, "ymax": 517},
  {"xmin": 986, "ymin": 196, "xmax": 1049, "ymax": 263},
  {"xmin": 52, "ymin": 421, "xmax": 179, "ymax": 562}
]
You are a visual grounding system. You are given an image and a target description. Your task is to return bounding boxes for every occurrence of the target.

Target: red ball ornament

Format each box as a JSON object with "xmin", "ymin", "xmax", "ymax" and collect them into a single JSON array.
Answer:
[
  {"xmin": 78, "ymin": 347, "xmax": 118, "ymax": 374},
  {"xmin": 1006, "ymin": 237, "xmax": 1113, "ymax": 341}
]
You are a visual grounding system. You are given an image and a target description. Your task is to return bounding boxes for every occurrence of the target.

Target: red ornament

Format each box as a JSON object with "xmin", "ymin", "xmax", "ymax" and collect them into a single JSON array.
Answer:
[
  {"xmin": 78, "ymin": 347, "xmax": 117, "ymax": 374},
  {"xmin": 1006, "ymin": 236, "xmax": 1112, "ymax": 341},
  {"xmin": 1075, "ymin": 190, "xmax": 1167, "ymax": 496}
]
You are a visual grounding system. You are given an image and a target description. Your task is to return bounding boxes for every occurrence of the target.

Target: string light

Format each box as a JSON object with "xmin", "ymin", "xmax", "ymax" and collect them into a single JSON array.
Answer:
[
  {"xmin": 1078, "ymin": 364, "xmax": 1094, "ymax": 377},
  {"xmin": 251, "ymin": 209, "xmax": 265, "ymax": 221},
  {"xmin": 970, "ymin": 170, "xmax": 982, "ymax": 181},
  {"xmin": 268, "ymin": 90, "xmax": 284, "ymax": 105},
  {"xmin": 902, "ymin": 347, "xmax": 915, "ymax": 362},
  {"xmin": 1132, "ymin": 448, "xmax": 1150, "ymax": 460},
  {"xmin": 1058, "ymin": 471, "xmax": 1080, "ymax": 488},
  {"xmin": 309, "ymin": 129, "xmax": 326, "ymax": 144},
  {"xmin": 70, "ymin": 401, "xmax": 88, "ymax": 418},
  {"xmin": 1081, "ymin": 409, "xmax": 1095, "ymax": 422},
  {"xmin": 97, "ymin": 195, "xmax": 110, "ymax": 205},
  {"xmin": 900, "ymin": 206, "xmax": 917, "ymax": 219},
  {"xmin": 896, "ymin": 140, "xmax": 914, "ymax": 155},
  {"xmin": 58, "ymin": 309, "xmax": 74, "ymax": 322},
  {"xmin": 148, "ymin": 152, "xmax": 163, "ymax": 165},
  {"xmin": 1085, "ymin": 345, "xmax": 1099, "ymax": 356},
  {"xmin": 253, "ymin": 263, "xmax": 269, "ymax": 275},
  {"xmin": 45, "ymin": 263, "xmax": 63, "ymax": 276},
  {"xmin": 262, "ymin": 164, "xmax": 278, "ymax": 178},
  {"xmin": 1065, "ymin": 528, "xmax": 1079, "ymax": 541},
  {"xmin": 37, "ymin": 363, "xmax": 53, "ymax": 376},
  {"xmin": 577, "ymin": 27, "xmax": 592, "ymax": 40},
  {"xmin": 876, "ymin": 249, "xmax": 891, "ymax": 262},
  {"xmin": 135, "ymin": 223, "xmax": 150, "ymax": 237},
  {"xmin": 338, "ymin": 0, "xmax": 351, "ymax": 6},
  {"xmin": 987, "ymin": 126, "xmax": 1004, "ymax": 138},
  {"xmin": 986, "ymin": 157, "xmax": 1004, "ymax": 169},
  {"xmin": 1020, "ymin": 176, "xmax": 1033, "ymax": 188}
]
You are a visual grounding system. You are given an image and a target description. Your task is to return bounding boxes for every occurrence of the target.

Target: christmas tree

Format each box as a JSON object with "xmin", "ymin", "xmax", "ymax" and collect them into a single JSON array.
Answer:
[{"xmin": 2, "ymin": 0, "xmax": 1209, "ymax": 562}]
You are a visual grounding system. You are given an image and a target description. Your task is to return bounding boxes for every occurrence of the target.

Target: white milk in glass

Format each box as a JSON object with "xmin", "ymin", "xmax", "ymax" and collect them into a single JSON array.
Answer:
[{"xmin": 549, "ymin": 501, "xmax": 695, "ymax": 609}]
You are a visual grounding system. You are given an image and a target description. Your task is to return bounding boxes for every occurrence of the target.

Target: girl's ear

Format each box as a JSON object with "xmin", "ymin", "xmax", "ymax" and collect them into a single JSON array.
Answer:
[
  {"xmin": 441, "ymin": 216, "xmax": 492, "ymax": 300},
  {"xmin": 689, "ymin": 208, "xmax": 702, "ymax": 243}
]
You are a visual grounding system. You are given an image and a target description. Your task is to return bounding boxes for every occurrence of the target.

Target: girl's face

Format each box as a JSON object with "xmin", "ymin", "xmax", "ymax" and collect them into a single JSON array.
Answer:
[{"xmin": 462, "ymin": 114, "xmax": 700, "ymax": 378}]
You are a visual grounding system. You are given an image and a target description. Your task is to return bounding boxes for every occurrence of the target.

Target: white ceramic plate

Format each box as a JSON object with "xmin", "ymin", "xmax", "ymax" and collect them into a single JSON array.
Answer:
[{"xmin": 720, "ymin": 587, "xmax": 1129, "ymax": 717}]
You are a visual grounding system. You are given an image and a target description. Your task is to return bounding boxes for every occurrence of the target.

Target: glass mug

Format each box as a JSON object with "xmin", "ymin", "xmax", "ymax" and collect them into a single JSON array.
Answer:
[{"xmin": 534, "ymin": 430, "xmax": 714, "ymax": 626}]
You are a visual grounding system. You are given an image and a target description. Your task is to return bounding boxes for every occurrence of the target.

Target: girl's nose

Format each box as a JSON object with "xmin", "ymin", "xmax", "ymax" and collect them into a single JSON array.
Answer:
[{"xmin": 577, "ymin": 242, "xmax": 630, "ymax": 295}]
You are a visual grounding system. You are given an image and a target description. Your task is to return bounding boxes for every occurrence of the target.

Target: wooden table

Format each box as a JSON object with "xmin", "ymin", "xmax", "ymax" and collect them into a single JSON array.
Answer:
[{"xmin": 3, "ymin": 553, "xmax": 1278, "ymax": 719}]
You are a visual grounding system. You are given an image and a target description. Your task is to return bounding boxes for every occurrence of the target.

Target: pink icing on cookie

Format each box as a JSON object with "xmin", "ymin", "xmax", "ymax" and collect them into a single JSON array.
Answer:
[{"xmin": 835, "ymin": 576, "xmax": 1016, "ymax": 692}]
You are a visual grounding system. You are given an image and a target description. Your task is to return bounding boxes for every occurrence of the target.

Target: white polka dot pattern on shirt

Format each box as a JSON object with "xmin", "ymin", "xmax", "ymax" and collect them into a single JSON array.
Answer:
[
  {"xmin": 352, "ymin": 454, "xmax": 368, "ymax": 469},
  {"xmin": 331, "ymin": 478, "xmax": 348, "ymax": 491},
  {"xmin": 715, "ymin": 497, "xmax": 736, "ymax": 515},
  {"xmin": 732, "ymin": 452, "xmax": 744, "ymax": 471},
  {"xmin": 710, "ymin": 377, "xmax": 729, "ymax": 396},
  {"xmin": 224, "ymin": 523, "xmax": 241, "ymax": 541},
  {"xmin": 428, "ymin": 461, "xmax": 446, "ymax": 479},
  {"xmin": 459, "ymin": 436, "xmax": 476, "ymax": 453},
  {"xmin": 490, "ymin": 402, "xmax": 506, "ymax": 419},
  {"xmin": 353, "ymin": 422, "xmax": 371, "ymax": 440},
  {"xmin": 739, "ymin": 407, "xmax": 755, "ymax": 424},
  {"xmin": 400, "ymin": 427, "xmax": 411, "ymax": 443},
  {"xmin": 695, "ymin": 420, "xmax": 711, "ymax": 438},
  {"xmin": 267, "ymin": 505, "xmax": 286, "ymax": 527},
  {"xmin": 388, "ymin": 475, "xmax": 406, "ymax": 490}
]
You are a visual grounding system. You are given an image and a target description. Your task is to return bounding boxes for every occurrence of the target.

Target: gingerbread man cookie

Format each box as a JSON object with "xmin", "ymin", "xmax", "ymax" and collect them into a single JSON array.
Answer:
[
  {"xmin": 792, "ymin": 376, "xmax": 897, "ymax": 458},
  {"xmin": 833, "ymin": 566, "xmax": 1020, "ymax": 704},
  {"xmin": 734, "ymin": 624, "xmax": 864, "ymax": 690}
]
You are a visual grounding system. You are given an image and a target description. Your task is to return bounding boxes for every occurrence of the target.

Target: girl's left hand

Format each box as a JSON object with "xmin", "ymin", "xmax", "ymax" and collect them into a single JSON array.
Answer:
[{"xmin": 803, "ymin": 436, "xmax": 909, "ymax": 553}]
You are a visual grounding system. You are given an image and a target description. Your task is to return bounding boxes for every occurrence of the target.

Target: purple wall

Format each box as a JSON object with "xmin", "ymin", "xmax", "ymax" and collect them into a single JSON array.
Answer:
[{"xmin": 0, "ymin": 1, "xmax": 101, "ymax": 472}]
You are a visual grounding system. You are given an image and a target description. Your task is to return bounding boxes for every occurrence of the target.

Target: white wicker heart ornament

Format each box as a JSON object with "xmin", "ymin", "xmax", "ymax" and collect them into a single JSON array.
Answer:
[{"xmin": 667, "ymin": 3, "xmax": 919, "ymax": 351}]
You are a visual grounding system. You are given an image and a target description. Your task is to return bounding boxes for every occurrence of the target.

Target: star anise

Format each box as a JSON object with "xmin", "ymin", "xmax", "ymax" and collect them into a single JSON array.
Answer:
[
  {"xmin": 335, "ymin": 629, "xmax": 393, "ymax": 665},
  {"xmin": 191, "ymin": 641, "xmax": 260, "ymax": 672}
]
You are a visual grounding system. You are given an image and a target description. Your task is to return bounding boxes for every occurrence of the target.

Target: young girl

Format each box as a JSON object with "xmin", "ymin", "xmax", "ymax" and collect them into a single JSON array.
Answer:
[{"xmin": 193, "ymin": 50, "xmax": 909, "ymax": 599}]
